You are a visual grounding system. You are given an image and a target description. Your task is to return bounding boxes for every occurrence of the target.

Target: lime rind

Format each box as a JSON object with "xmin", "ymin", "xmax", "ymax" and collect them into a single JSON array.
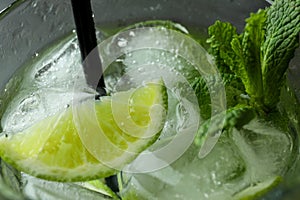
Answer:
[
  {"xmin": 0, "ymin": 80, "xmax": 167, "ymax": 182},
  {"xmin": 233, "ymin": 176, "xmax": 282, "ymax": 200},
  {"xmin": 0, "ymin": 107, "xmax": 116, "ymax": 181}
]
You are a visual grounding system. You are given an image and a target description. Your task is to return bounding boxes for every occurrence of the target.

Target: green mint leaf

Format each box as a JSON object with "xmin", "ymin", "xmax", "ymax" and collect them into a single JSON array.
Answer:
[
  {"xmin": 194, "ymin": 105, "xmax": 256, "ymax": 147},
  {"xmin": 261, "ymin": 0, "xmax": 300, "ymax": 110},
  {"xmin": 231, "ymin": 10, "xmax": 266, "ymax": 106},
  {"xmin": 222, "ymin": 73, "xmax": 249, "ymax": 108},
  {"xmin": 206, "ymin": 21, "xmax": 249, "ymax": 110},
  {"xmin": 191, "ymin": 76, "xmax": 211, "ymax": 120},
  {"xmin": 207, "ymin": 21, "xmax": 238, "ymax": 75}
]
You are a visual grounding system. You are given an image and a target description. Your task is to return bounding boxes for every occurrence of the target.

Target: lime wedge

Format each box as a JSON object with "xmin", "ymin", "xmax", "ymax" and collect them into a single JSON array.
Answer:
[
  {"xmin": 0, "ymin": 80, "xmax": 167, "ymax": 181},
  {"xmin": 233, "ymin": 176, "xmax": 282, "ymax": 200}
]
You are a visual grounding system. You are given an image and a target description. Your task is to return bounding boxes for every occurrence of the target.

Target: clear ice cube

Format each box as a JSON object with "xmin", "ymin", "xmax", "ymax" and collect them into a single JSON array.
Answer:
[
  {"xmin": 0, "ymin": 35, "xmax": 86, "ymax": 134},
  {"xmin": 120, "ymin": 118, "xmax": 294, "ymax": 200}
]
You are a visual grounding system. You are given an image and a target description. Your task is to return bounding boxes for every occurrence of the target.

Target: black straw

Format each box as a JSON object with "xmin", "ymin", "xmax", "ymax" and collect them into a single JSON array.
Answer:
[
  {"xmin": 70, "ymin": 0, "xmax": 106, "ymax": 96},
  {"xmin": 70, "ymin": 0, "xmax": 119, "ymax": 193}
]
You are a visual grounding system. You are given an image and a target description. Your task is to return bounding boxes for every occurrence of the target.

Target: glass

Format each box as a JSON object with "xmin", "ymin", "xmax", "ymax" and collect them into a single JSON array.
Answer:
[{"xmin": 0, "ymin": 0, "xmax": 299, "ymax": 200}]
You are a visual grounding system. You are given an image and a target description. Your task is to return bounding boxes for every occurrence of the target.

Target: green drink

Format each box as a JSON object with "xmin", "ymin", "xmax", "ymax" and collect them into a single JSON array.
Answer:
[{"xmin": 0, "ymin": 0, "xmax": 299, "ymax": 200}]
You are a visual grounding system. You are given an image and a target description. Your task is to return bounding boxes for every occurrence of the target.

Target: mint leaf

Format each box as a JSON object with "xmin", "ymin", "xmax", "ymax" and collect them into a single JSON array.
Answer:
[
  {"xmin": 206, "ymin": 12, "xmax": 267, "ymax": 108},
  {"xmin": 222, "ymin": 73, "xmax": 249, "ymax": 108},
  {"xmin": 206, "ymin": 22, "xmax": 249, "ymax": 108},
  {"xmin": 261, "ymin": 0, "xmax": 300, "ymax": 110},
  {"xmin": 194, "ymin": 106, "xmax": 256, "ymax": 147},
  {"xmin": 231, "ymin": 10, "xmax": 266, "ymax": 107},
  {"xmin": 191, "ymin": 76, "xmax": 211, "ymax": 120},
  {"xmin": 207, "ymin": 21, "xmax": 238, "ymax": 75}
]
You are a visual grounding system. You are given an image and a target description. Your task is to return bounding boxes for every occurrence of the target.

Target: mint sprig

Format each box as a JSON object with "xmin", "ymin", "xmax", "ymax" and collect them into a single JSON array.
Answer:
[{"xmin": 207, "ymin": 0, "xmax": 300, "ymax": 114}]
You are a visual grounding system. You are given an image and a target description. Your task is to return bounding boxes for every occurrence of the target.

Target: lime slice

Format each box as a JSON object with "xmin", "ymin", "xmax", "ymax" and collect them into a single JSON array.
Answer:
[
  {"xmin": 233, "ymin": 176, "xmax": 282, "ymax": 200},
  {"xmin": 0, "ymin": 80, "xmax": 167, "ymax": 181}
]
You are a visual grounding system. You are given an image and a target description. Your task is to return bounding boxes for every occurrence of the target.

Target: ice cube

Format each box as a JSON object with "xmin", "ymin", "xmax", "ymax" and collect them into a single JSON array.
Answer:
[
  {"xmin": 120, "ymin": 118, "xmax": 295, "ymax": 200},
  {"xmin": 233, "ymin": 119, "xmax": 294, "ymax": 178},
  {"xmin": 1, "ymin": 90, "xmax": 45, "ymax": 133},
  {"xmin": 0, "ymin": 34, "xmax": 92, "ymax": 135},
  {"xmin": 31, "ymin": 37, "xmax": 84, "ymax": 89}
]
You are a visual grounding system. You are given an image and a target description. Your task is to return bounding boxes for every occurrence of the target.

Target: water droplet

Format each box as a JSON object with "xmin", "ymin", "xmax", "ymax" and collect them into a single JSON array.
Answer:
[
  {"xmin": 184, "ymin": 72, "xmax": 190, "ymax": 77},
  {"xmin": 47, "ymin": 4, "xmax": 54, "ymax": 13},
  {"xmin": 138, "ymin": 67, "xmax": 144, "ymax": 72},
  {"xmin": 32, "ymin": 1, "xmax": 37, "ymax": 8},
  {"xmin": 117, "ymin": 38, "xmax": 128, "ymax": 47},
  {"xmin": 115, "ymin": 58, "xmax": 123, "ymax": 62},
  {"xmin": 129, "ymin": 31, "xmax": 135, "ymax": 37},
  {"xmin": 42, "ymin": 15, "xmax": 47, "ymax": 21}
]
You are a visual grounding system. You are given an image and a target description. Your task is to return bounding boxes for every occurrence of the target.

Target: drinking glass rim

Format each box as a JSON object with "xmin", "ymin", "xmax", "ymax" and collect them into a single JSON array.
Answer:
[{"xmin": 0, "ymin": 0, "xmax": 27, "ymax": 20}]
